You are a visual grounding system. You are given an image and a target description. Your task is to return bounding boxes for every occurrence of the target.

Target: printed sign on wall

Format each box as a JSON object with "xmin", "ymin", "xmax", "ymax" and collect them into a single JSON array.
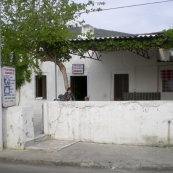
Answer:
[
  {"xmin": 2, "ymin": 66, "xmax": 16, "ymax": 107},
  {"xmin": 72, "ymin": 64, "xmax": 84, "ymax": 74}
]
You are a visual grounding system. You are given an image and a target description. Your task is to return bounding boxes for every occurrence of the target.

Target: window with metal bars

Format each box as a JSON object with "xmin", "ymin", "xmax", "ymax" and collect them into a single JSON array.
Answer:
[
  {"xmin": 161, "ymin": 70, "xmax": 173, "ymax": 93},
  {"xmin": 162, "ymin": 80, "xmax": 173, "ymax": 92}
]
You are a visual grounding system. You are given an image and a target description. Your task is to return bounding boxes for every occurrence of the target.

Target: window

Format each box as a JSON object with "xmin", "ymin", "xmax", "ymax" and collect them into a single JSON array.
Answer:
[
  {"xmin": 162, "ymin": 80, "xmax": 173, "ymax": 92},
  {"xmin": 161, "ymin": 70, "xmax": 173, "ymax": 92},
  {"xmin": 35, "ymin": 75, "xmax": 47, "ymax": 99}
]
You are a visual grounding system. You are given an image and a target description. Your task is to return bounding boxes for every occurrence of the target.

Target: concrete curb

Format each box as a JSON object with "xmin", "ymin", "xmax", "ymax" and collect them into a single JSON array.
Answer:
[{"xmin": 0, "ymin": 157, "xmax": 173, "ymax": 171}]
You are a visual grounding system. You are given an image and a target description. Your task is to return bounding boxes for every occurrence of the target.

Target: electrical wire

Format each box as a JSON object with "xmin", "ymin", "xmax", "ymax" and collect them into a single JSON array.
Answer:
[
  {"xmin": 78, "ymin": 0, "xmax": 173, "ymax": 15},
  {"xmin": 3, "ymin": 0, "xmax": 173, "ymax": 20}
]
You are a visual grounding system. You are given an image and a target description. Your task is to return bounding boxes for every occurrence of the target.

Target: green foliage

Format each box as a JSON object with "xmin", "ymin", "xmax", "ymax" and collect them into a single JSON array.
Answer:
[
  {"xmin": 71, "ymin": 31, "xmax": 173, "ymax": 53},
  {"xmin": 164, "ymin": 28, "xmax": 173, "ymax": 50},
  {"xmin": 2, "ymin": 0, "xmax": 105, "ymax": 89},
  {"xmin": 1, "ymin": 48, "xmax": 42, "ymax": 89}
]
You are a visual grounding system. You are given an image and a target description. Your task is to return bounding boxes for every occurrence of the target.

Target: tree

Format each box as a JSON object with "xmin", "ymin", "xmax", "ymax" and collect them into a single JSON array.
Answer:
[
  {"xmin": 164, "ymin": 28, "xmax": 173, "ymax": 50},
  {"xmin": 2, "ymin": 0, "xmax": 104, "ymax": 89}
]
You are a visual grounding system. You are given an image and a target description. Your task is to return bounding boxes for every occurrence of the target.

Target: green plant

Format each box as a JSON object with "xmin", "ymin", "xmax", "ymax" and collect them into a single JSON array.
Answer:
[{"xmin": 2, "ymin": 0, "xmax": 105, "ymax": 90}]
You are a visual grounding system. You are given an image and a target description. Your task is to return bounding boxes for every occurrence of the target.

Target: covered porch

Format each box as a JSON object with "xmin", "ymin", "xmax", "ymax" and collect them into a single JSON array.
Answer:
[{"xmin": 66, "ymin": 32, "xmax": 173, "ymax": 101}]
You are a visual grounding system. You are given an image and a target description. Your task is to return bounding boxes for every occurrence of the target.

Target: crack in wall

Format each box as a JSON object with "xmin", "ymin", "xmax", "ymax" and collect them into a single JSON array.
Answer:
[{"xmin": 46, "ymin": 101, "xmax": 173, "ymax": 146}]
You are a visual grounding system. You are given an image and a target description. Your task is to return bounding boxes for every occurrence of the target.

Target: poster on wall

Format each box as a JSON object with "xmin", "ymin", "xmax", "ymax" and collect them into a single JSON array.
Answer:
[
  {"xmin": 72, "ymin": 64, "xmax": 84, "ymax": 74},
  {"xmin": 2, "ymin": 66, "xmax": 16, "ymax": 107}
]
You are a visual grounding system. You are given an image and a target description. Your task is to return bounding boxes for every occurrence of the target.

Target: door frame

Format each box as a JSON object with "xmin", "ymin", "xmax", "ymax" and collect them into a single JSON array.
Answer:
[
  {"xmin": 70, "ymin": 75, "xmax": 88, "ymax": 98},
  {"xmin": 111, "ymin": 70, "xmax": 132, "ymax": 101},
  {"xmin": 114, "ymin": 74, "xmax": 129, "ymax": 101}
]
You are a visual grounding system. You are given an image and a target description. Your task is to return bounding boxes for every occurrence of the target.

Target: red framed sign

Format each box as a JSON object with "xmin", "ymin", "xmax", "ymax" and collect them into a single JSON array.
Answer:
[{"xmin": 72, "ymin": 64, "xmax": 84, "ymax": 74}]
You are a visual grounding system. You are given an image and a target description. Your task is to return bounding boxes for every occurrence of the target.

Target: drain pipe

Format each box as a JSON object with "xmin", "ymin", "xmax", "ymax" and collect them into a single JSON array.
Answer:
[{"xmin": 168, "ymin": 120, "xmax": 171, "ymax": 147}]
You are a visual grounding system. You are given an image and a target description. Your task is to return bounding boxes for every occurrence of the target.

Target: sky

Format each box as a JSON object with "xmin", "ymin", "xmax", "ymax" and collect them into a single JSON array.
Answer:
[{"xmin": 73, "ymin": 0, "xmax": 173, "ymax": 34}]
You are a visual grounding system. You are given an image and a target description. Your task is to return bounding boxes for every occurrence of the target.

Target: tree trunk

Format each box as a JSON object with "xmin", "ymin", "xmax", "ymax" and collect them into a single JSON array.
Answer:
[
  {"xmin": 56, "ymin": 61, "xmax": 69, "ymax": 90},
  {"xmin": 17, "ymin": 88, "xmax": 21, "ymax": 106}
]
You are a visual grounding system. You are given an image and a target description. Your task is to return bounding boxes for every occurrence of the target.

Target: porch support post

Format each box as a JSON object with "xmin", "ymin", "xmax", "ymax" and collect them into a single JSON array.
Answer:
[{"xmin": 54, "ymin": 54, "xmax": 57, "ymax": 100}]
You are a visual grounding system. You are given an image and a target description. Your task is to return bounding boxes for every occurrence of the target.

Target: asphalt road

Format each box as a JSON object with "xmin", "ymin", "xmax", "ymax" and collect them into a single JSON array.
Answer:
[{"xmin": 0, "ymin": 162, "xmax": 173, "ymax": 173}]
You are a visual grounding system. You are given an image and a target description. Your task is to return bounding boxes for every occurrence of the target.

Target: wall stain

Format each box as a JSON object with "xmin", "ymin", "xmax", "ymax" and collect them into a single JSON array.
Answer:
[
  {"xmin": 10, "ymin": 125, "xmax": 15, "ymax": 135},
  {"xmin": 168, "ymin": 121, "xmax": 171, "ymax": 147},
  {"xmin": 143, "ymin": 135, "xmax": 166, "ymax": 147}
]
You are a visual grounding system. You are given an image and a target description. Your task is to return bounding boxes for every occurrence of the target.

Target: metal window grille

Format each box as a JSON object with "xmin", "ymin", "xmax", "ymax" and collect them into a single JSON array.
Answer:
[
  {"xmin": 123, "ymin": 92, "xmax": 161, "ymax": 100},
  {"xmin": 161, "ymin": 70, "xmax": 173, "ymax": 92}
]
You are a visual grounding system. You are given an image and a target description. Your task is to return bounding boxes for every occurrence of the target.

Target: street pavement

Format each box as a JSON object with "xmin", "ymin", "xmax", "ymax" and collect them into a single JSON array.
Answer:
[
  {"xmin": 0, "ymin": 162, "xmax": 173, "ymax": 173},
  {"xmin": 0, "ymin": 141, "xmax": 173, "ymax": 171}
]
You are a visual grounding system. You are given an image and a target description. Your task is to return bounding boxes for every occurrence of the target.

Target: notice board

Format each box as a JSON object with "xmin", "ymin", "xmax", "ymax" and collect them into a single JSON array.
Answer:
[
  {"xmin": 72, "ymin": 64, "xmax": 84, "ymax": 74},
  {"xmin": 2, "ymin": 66, "xmax": 16, "ymax": 107}
]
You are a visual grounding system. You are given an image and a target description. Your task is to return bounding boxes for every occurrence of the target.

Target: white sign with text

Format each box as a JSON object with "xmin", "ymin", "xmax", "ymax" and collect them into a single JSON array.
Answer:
[
  {"xmin": 72, "ymin": 64, "xmax": 84, "ymax": 74},
  {"xmin": 2, "ymin": 66, "xmax": 16, "ymax": 107}
]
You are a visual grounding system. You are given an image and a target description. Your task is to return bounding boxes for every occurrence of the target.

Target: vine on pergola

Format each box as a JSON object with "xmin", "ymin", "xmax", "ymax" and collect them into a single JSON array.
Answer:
[{"xmin": 69, "ymin": 34, "xmax": 173, "ymax": 54}]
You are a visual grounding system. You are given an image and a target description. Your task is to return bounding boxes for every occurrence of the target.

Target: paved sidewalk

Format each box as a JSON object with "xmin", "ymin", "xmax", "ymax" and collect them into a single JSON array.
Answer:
[
  {"xmin": 25, "ymin": 139, "xmax": 76, "ymax": 152},
  {"xmin": 0, "ymin": 141, "xmax": 173, "ymax": 171}
]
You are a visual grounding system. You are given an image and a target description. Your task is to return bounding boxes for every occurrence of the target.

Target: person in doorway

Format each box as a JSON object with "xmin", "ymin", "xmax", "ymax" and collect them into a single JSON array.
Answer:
[
  {"xmin": 84, "ymin": 96, "xmax": 89, "ymax": 101},
  {"xmin": 63, "ymin": 87, "xmax": 75, "ymax": 101}
]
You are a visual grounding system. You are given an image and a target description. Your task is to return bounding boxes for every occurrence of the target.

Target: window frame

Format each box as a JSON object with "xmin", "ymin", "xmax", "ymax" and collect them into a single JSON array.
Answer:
[
  {"xmin": 162, "ymin": 80, "xmax": 173, "ymax": 93},
  {"xmin": 35, "ymin": 75, "xmax": 47, "ymax": 99}
]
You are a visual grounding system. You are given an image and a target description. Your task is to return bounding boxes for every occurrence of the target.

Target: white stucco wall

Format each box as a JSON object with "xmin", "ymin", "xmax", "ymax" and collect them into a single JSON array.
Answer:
[
  {"xmin": 16, "ymin": 49, "xmax": 173, "ymax": 116},
  {"xmin": 2, "ymin": 106, "xmax": 34, "ymax": 149},
  {"xmin": 16, "ymin": 61, "xmax": 63, "ymax": 117},
  {"xmin": 44, "ymin": 101, "xmax": 173, "ymax": 147},
  {"xmin": 62, "ymin": 49, "xmax": 163, "ymax": 101}
]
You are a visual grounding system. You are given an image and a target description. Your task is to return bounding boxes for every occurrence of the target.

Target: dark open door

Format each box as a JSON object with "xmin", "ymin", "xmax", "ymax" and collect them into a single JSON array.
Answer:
[
  {"xmin": 114, "ymin": 74, "xmax": 129, "ymax": 100},
  {"xmin": 70, "ymin": 76, "xmax": 87, "ymax": 101}
]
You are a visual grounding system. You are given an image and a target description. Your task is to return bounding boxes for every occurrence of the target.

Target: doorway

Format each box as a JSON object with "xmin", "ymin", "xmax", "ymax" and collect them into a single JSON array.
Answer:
[
  {"xmin": 114, "ymin": 74, "xmax": 129, "ymax": 100},
  {"xmin": 70, "ymin": 76, "xmax": 87, "ymax": 101}
]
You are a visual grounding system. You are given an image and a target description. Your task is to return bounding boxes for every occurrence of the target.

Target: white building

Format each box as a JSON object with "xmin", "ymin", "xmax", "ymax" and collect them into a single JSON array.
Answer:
[{"xmin": 16, "ymin": 26, "xmax": 173, "ymax": 122}]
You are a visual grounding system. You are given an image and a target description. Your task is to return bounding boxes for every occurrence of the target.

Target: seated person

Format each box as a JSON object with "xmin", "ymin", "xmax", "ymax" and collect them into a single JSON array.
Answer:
[
  {"xmin": 84, "ymin": 96, "xmax": 89, "ymax": 101},
  {"xmin": 63, "ymin": 87, "xmax": 75, "ymax": 101}
]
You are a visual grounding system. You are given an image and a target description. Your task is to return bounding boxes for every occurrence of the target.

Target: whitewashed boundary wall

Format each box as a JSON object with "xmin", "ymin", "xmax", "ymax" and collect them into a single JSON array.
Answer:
[
  {"xmin": 44, "ymin": 101, "xmax": 173, "ymax": 147},
  {"xmin": 2, "ymin": 106, "xmax": 34, "ymax": 149}
]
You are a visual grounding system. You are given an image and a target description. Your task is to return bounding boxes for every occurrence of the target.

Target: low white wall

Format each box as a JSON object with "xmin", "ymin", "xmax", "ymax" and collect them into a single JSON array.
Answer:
[
  {"xmin": 2, "ymin": 106, "xmax": 34, "ymax": 149},
  {"xmin": 44, "ymin": 101, "xmax": 173, "ymax": 147}
]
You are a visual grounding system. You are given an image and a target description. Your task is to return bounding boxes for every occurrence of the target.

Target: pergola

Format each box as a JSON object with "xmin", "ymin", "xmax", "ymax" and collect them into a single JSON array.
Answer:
[{"xmin": 69, "ymin": 32, "xmax": 167, "ymax": 61}]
